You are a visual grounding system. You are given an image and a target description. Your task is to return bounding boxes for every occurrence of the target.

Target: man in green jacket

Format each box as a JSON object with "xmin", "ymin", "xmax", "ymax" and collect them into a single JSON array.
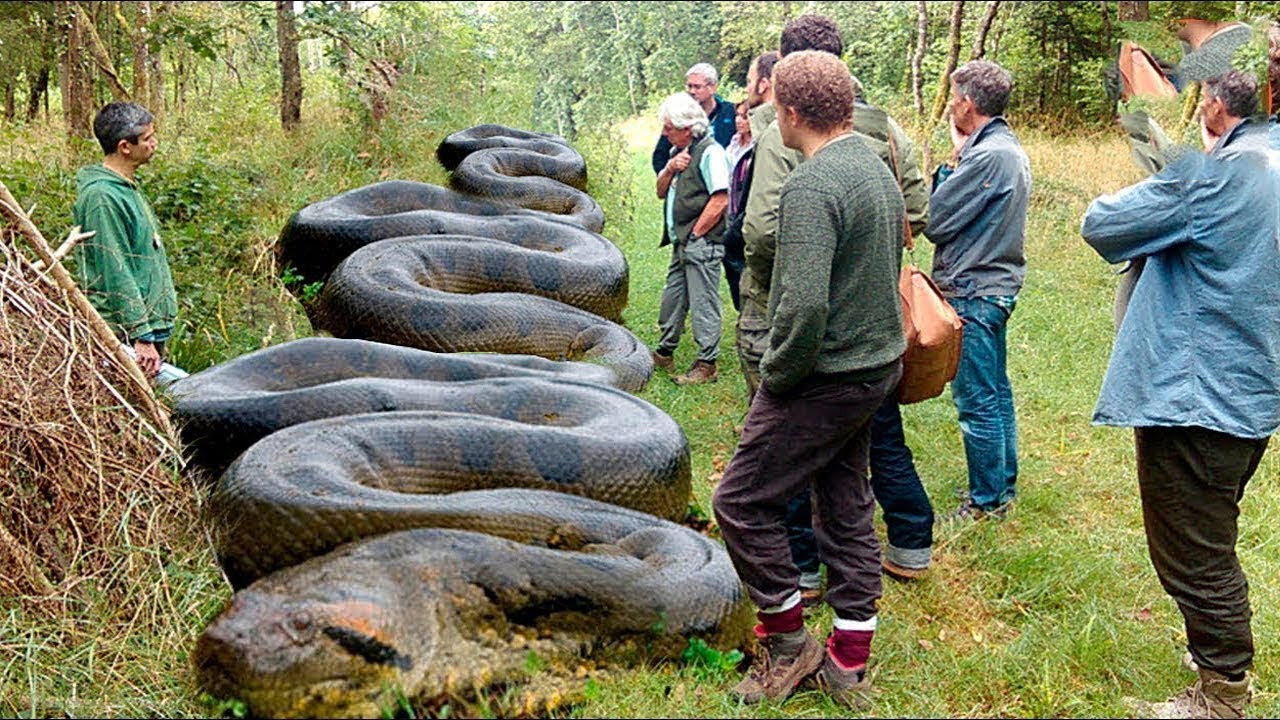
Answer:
[{"xmin": 73, "ymin": 101, "xmax": 177, "ymax": 378}]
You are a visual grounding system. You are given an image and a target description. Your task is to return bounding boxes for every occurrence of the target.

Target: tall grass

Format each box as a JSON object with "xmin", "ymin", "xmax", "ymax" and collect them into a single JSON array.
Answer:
[{"xmin": 2, "ymin": 88, "xmax": 1277, "ymax": 717}]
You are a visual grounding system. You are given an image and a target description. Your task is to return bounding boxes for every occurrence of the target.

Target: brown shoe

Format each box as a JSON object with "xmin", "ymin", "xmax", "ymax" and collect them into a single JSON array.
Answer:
[
  {"xmin": 812, "ymin": 647, "xmax": 873, "ymax": 711},
  {"xmin": 651, "ymin": 350, "xmax": 675, "ymax": 372},
  {"xmin": 733, "ymin": 627, "xmax": 823, "ymax": 704},
  {"xmin": 799, "ymin": 586, "xmax": 823, "ymax": 616},
  {"xmin": 882, "ymin": 557, "xmax": 929, "ymax": 582},
  {"xmin": 673, "ymin": 360, "xmax": 718, "ymax": 385},
  {"xmin": 1128, "ymin": 668, "xmax": 1251, "ymax": 719}
]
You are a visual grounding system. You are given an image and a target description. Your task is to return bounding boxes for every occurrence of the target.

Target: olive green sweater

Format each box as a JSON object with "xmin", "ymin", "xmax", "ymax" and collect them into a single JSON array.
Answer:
[{"xmin": 760, "ymin": 135, "xmax": 906, "ymax": 395}]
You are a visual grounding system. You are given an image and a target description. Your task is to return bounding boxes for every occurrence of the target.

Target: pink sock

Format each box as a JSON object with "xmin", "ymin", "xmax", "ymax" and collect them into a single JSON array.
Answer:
[
  {"xmin": 756, "ymin": 604, "xmax": 804, "ymax": 635},
  {"xmin": 828, "ymin": 629, "xmax": 873, "ymax": 670}
]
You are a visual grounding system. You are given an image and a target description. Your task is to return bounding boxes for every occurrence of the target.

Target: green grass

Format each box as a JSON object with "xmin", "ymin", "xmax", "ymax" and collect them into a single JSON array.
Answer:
[{"xmin": 4, "ymin": 97, "xmax": 1279, "ymax": 717}]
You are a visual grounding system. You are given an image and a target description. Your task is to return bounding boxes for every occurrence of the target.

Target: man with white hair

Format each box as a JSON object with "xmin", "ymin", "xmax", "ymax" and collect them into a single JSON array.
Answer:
[
  {"xmin": 651, "ymin": 62, "xmax": 736, "ymax": 174},
  {"xmin": 650, "ymin": 92, "xmax": 730, "ymax": 385}
]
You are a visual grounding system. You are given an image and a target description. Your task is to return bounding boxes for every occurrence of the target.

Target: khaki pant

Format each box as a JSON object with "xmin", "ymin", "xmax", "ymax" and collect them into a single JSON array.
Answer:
[{"xmin": 655, "ymin": 237, "xmax": 723, "ymax": 363}]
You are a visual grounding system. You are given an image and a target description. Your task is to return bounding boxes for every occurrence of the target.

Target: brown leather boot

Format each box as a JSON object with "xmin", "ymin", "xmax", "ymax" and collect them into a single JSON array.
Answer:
[
  {"xmin": 1131, "ymin": 668, "xmax": 1251, "ymax": 719},
  {"xmin": 651, "ymin": 350, "xmax": 675, "ymax": 372},
  {"xmin": 673, "ymin": 360, "xmax": 718, "ymax": 385},
  {"xmin": 733, "ymin": 627, "xmax": 823, "ymax": 704}
]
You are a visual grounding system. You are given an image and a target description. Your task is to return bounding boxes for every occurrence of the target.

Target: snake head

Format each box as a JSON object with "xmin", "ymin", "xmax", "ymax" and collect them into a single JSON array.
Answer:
[{"xmin": 194, "ymin": 588, "xmax": 418, "ymax": 718}]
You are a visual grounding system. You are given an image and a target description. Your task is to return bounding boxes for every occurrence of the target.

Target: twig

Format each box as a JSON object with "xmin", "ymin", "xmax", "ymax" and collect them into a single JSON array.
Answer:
[
  {"xmin": 0, "ymin": 521, "xmax": 56, "ymax": 595},
  {"xmin": 30, "ymin": 226, "xmax": 94, "ymax": 272}
]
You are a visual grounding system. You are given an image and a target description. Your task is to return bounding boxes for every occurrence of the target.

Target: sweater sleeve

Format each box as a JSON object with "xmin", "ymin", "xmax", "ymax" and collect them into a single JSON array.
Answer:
[{"xmin": 760, "ymin": 183, "xmax": 837, "ymax": 395}]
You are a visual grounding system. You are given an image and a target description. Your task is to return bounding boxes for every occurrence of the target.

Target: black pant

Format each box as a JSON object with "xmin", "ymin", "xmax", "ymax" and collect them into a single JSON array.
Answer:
[
  {"xmin": 1134, "ymin": 425, "xmax": 1269, "ymax": 676},
  {"xmin": 713, "ymin": 365, "xmax": 900, "ymax": 621}
]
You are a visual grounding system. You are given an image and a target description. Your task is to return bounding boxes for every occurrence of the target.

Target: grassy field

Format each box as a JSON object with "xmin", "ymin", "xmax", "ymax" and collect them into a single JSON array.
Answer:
[
  {"xmin": 3, "ymin": 99, "xmax": 1278, "ymax": 718},
  {"xmin": 569, "ymin": 115, "xmax": 1280, "ymax": 718}
]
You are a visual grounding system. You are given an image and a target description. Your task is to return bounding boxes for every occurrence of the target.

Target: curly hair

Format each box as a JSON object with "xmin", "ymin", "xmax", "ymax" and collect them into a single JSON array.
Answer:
[
  {"xmin": 1203, "ymin": 69, "xmax": 1258, "ymax": 118},
  {"xmin": 772, "ymin": 50, "xmax": 853, "ymax": 133},
  {"xmin": 779, "ymin": 14, "xmax": 843, "ymax": 57},
  {"xmin": 658, "ymin": 92, "xmax": 710, "ymax": 138}
]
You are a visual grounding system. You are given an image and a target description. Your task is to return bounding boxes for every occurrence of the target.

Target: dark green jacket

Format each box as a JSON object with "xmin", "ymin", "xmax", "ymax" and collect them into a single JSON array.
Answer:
[
  {"xmin": 661, "ymin": 133, "xmax": 727, "ymax": 248},
  {"xmin": 761, "ymin": 135, "xmax": 906, "ymax": 395},
  {"xmin": 73, "ymin": 164, "xmax": 177, "ymax": 341}
]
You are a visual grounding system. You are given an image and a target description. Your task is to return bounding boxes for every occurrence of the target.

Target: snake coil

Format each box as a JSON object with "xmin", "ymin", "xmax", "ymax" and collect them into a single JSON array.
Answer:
[{"xmin": 174, "ymin": 126, "xmax": 749, "ymax": 717}]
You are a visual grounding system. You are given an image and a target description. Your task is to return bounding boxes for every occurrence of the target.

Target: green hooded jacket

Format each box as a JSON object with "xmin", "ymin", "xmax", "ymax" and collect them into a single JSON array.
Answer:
[{"xmin": 72, "ymin": 164, "xmax": 177, "ymax": 341}]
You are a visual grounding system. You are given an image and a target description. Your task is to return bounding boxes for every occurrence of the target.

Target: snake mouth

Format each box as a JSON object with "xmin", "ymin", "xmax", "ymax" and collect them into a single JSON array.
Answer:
[{"xmin": 322, "ymin": 625, "xmax": 413, "ymax": 671}]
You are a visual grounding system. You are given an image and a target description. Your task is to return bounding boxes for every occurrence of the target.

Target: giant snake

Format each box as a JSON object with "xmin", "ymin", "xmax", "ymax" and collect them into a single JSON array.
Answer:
[{"xmin": 172, "ymin": 125, "xmax": 750, "ymax": 717}]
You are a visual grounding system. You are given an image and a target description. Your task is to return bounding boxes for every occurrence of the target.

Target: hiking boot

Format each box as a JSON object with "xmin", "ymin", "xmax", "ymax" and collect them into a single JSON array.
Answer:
[
  {"xmin": 800, "ymin": 586, "xmax": 823, "ymax": 615},
  {"xmin": 733, "ymin": 627, "xmax": 823, "ymax": 704},
  {"xmin": 1129, "ymin": 668, "xmax": 1251, "ymax": 719},
  {"xmin": 940, "ymin": 500, "xmax": 1008, "ymax": 526},
  {"xmin": 811, "ymin": 646, "xmax": 873, "ymax": 711},
  {"xmin": 651, "ymin": 350, "xmax": 675, "ymax": 372},
  {"xmin": 673, "ymin": 360, "xmax": 718, "ymax": 385},
  {"xmin": 882, "ymin": 557, "xmax": 929, "ymax": 582}
]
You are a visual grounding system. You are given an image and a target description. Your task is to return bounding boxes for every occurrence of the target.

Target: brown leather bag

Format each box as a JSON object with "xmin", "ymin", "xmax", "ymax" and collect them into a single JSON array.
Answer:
[
  {"xmin": 897, "ymin": 264, "xmax": 963, "ymax": 403},
  {"xmin": 885, "ymin": 128, "xmax": 963, "ymax": 404}
]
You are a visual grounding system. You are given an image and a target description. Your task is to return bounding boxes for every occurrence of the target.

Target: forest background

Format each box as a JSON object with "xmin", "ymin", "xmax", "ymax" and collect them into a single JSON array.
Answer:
[{"xmin": 3, "ymin": 1, "xmax": 1280, "ymax": 717}]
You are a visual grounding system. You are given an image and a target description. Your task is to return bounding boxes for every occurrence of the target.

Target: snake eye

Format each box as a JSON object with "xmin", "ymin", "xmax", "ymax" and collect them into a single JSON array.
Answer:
[{"xmin": 281, "ymin": 610, "xmax": 313, "ymax": 642}]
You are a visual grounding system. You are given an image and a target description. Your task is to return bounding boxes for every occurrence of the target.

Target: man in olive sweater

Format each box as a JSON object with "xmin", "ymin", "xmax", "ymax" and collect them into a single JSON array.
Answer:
[{"xmin": 713, "ymin": 50, "xmax": 905, "ymax": 710}]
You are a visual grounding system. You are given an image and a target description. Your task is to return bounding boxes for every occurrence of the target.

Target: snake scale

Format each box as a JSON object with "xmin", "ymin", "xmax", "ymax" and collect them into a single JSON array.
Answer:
[{"xmin": 172, "ymin": 125, "xmax": 750, "ymax": 718}]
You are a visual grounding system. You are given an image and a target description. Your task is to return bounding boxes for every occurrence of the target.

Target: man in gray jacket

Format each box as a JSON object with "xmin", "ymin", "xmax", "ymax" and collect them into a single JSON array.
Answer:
[{"xmin": 924, "ymin": 60, "xmax": 1031, "ymax": 520}]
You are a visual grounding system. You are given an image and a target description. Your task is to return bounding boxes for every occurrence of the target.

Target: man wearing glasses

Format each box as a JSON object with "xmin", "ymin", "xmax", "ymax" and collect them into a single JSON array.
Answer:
[{"xmin": 651, "ymin": 63, "xmax": 736, "ymax": 174}]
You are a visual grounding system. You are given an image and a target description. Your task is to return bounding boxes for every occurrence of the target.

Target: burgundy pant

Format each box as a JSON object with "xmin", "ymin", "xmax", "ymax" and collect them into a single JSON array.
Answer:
[{"xmin": 713, "ymin": 363, "xmax": 900, "ymax": 621}]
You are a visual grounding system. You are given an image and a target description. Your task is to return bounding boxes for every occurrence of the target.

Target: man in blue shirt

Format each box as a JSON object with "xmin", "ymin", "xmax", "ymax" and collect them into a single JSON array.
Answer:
[
  {"xmin": 650, "ymin": 63, "xmax": 736, "ymax": 175},
  {"xmin": 924, "ymin": 60, "xmax": 1031, "ymax": 520},
  {"xmin": 1081, "ymin": 70, "xmax": 1280, "ymax": 719}
]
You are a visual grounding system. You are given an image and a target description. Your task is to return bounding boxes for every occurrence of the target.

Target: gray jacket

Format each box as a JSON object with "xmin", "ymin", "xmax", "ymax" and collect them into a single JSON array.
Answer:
[{"xmin": 924, "ymin": 117, "xmax": 1030, "ymax": 299}]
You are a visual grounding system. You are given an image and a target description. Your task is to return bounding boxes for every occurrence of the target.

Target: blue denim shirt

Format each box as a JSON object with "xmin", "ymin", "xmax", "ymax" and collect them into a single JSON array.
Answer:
[
  {"xmin": 924, "ymin": 117, "xmax": 1031, "ymax": 299},
  {"xmin": 1080, "ymin": 119, "xmax": 1280, "ymax": 439}
]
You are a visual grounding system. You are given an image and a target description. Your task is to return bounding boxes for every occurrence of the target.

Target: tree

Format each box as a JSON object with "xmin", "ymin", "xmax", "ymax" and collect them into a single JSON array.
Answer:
[
  {"xmin": 1118, "ymin": 1, "xmax": 1149, "ymax": 21},
  {"xmin": 930, "ymin": 0, "xmax": 966, "ymax": 123},
  {"xmin": 57, "ymin": 0, "xmax": 93, "ymax": 139},
  {"xmin": 912, "ymin": 0, "xmax": 928, "ymax": 117},
  {"xmin": 275, "ymin": 0, "xmax": 301, "ymax": 131},
  {"xmin": 970, "ymin": 1, "xmax": 1002, "ymax": 60}
]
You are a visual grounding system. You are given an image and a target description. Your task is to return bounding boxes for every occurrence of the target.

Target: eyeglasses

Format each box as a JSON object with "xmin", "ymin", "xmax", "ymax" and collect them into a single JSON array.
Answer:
[{"xmin": 686, "ymin": 82, "xmax": 710, "ymax": 90}]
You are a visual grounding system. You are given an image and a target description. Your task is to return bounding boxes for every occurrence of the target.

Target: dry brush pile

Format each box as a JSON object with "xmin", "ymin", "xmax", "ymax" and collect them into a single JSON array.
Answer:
[{"xmin": 0, "ymin": 184, "xmax": 207, "ymax": 614}]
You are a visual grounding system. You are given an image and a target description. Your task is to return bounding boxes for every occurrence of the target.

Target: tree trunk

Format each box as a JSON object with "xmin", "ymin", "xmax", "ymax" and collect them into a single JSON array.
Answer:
[
  {"xmin": 146, "ymin": 1, "xmax": 167, "ymax": 121},
  {"xmin": 1117, "ymin": 1, "xmax": 1148, "ymax": 21},
  {"xmin": 3, "ymin": 83, "xmax": 14, "ymax": 122},
  {"xmin": 129, "ymin": 1, "xmax": 151, "ymax": 104},
  {"xmin": 58, "ymin": 1, "xmax": 94, "ymax": 139},
  {"xmin": 1268, "ymin": 22, "xmax": 1280, "ymax": 116},
  {"xmin": 1100, "ymin": 0, "xmax": 1113, "ymax": 53},
  {"xmin": 912, "ymin": 0, "xmax": 928, "ymax": 118},
  {"xmin": 276, "ymin": 0, "xmax": 302, "ymax": 131},
  {"xmin": 26, "ymin": 68, "xmax": 49, "ymax": 122},
  {"xmin": 74, "ymin": 2, "xmax": 130, "ymax": 101},
  {"xmin": 929, "ymin": 0, "xmax": 966, "ymax": 123},
  {"xmin": 970, "ymin": 1, "xmax": 1001, "ymax": 60}
]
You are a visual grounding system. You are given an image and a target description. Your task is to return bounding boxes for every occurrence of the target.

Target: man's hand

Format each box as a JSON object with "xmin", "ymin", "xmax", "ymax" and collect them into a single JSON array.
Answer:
[
  {"xmin": 133, "ymin": 340, "xmax": 161, "ymax": 377},
  {"xmin": 1200, "ymin": 117, "xmax": 1220, "ymax": 152},
  {"xmin": 948, "ymin": 114, "xmax": 969, "ymax": 163},
  {"xmin": 667, "ymin": 149, "xmax": 691, "ymax": 174}
]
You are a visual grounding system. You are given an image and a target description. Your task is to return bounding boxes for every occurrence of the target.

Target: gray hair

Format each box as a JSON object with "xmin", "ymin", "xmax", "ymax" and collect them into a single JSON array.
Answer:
[
  {"xmin": 951, "ymin": 60, "xmax": 1013, "ymax": 117},
  {"xmin": 686, "ymin": 62, "xmax": 718, "ymax": 87},
  {"xmin": 1203, "ymin": 69, "xmax": 1258, "ymax": 118},
  {"xmin": 92, "ymin": 101, "xmax": 154, "ymax": 156},
  {"xmin": 658, "ymin": 92, "xmax": 710, "ymax": 138}
]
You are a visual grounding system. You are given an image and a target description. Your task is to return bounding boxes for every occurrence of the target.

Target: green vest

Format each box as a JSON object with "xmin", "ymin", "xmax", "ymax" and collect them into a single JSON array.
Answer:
[{"xmin": 661, "ymin": 134, "xmax": 727, "ymax": 248}]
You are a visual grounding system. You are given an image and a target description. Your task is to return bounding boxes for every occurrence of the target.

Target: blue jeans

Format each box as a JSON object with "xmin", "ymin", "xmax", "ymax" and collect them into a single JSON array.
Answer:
[
  {"xmin": 950, "ymin": 295, "xmax": 1018, "ymax": 510},
  {"xmin": 786, "ymin": 393, "xmax": 934, "ymax": 573}
]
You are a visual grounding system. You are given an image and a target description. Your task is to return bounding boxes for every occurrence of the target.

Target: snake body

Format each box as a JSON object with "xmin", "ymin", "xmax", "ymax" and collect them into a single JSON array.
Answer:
[{"xmin": 178, "ymin": 126, "xmax": 749, "ymax": 717}]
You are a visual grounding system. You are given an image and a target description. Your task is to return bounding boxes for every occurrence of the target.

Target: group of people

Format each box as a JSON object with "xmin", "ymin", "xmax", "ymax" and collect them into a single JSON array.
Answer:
[
  {"xmin": 66, "ymin": 16, "xmax": 1280, "ymax": 717},
  {"xmin": 650, "ymin": 12, "xmax": 1280, "ymax": 720}
]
